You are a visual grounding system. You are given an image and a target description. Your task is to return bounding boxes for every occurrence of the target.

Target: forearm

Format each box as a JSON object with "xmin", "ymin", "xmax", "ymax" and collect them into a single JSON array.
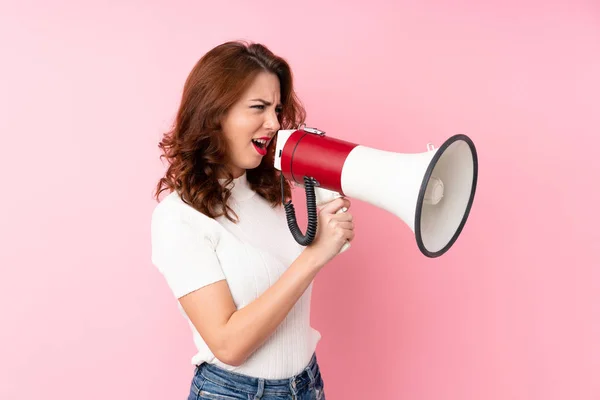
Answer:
[{"xmin": 221, "ymin": 248, "xmax": 321, "ymax": 365}]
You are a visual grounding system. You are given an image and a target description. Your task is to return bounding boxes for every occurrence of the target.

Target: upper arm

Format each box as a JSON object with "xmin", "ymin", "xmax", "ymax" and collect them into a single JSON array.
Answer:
[
  {"xmin": 151, "ymin": 209, "xmax": 237, "ymax": 363},
  {"xmin": 178, "ymin": 280, "xmax": 238, "ymax": 363}
]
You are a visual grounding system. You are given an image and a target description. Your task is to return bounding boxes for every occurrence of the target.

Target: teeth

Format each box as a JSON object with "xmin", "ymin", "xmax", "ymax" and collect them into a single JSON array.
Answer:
[{"xmin": 252, "ymin": 138, "xmax": 268, "ymax": 148}]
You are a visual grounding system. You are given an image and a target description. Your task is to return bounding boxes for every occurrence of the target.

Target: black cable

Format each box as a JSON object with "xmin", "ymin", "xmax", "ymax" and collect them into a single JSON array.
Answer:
[{"xmin": 281, "ymin": 174, "xmax": 318, "ymax": 246}]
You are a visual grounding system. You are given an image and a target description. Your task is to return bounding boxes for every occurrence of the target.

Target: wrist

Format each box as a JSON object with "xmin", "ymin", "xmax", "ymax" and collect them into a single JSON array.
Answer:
[{"xmin": 299, "ymin": 247, "xmax": 324, "ymax": 273}]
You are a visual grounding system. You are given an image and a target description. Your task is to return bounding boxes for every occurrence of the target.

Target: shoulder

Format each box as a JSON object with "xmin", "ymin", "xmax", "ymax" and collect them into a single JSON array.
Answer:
[
  {"xmin": 150, "ymin": 191, "xmax": 228, "ymax": 299},
  {"xmin": 151, "ymin": 191, "xmax": 221, "ymax": 244}
]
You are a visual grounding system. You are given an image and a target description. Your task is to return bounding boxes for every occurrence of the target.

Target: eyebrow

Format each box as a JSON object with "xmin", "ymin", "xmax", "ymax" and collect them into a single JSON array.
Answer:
[{"xmin": 250, "ymin": 98, "xmax": 282, "ymax": 107}]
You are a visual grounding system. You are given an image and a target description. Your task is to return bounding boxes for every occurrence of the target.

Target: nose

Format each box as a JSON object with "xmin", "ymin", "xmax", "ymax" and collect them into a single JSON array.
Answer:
[{"xmin": 264, "ymin": 110, "xmax": 280, "ymax": 132}]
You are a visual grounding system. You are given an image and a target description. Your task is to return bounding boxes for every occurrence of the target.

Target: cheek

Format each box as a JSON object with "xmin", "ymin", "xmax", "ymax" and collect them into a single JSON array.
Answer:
[
  {"xmin": 221, "ymin": 110, "xmax": 264, "ymax": 156},
  {"xmin": 237, "ymin": 122, "xmax": 261, "ymax": 145},
  {"xmin": 223, "ymin": 119, "xmax": 253, "ymax": 147}
]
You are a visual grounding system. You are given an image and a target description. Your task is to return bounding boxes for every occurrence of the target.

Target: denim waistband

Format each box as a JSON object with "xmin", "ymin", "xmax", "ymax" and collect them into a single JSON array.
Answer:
[{"xmin": 196, "ymin": 353, "xmax": 320, "ymax": 396}]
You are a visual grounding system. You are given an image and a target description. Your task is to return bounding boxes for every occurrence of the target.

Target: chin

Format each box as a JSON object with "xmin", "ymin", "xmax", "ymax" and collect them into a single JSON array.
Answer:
[
  {"xmin": 243, "ymin": 159, "xmax": 263, "ymax": 170},
  {"xmin": 240, "ymin": 149, "xmax": 273, "ymax": 171}
]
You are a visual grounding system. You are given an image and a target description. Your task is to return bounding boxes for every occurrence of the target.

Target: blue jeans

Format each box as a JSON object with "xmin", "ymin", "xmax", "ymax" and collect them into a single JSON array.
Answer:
[{"xmin": 187, "ymin": 353, "xmax": 326, "ymax": 400}]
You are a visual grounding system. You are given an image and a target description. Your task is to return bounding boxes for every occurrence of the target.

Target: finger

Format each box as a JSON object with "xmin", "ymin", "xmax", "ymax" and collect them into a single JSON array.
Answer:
[
  {"xmin": 345, "ymin": 230, "xmax": 355, "ymax": 242},
  {"xmin": 331, "ymin": 212, "xmax": 353, "ymax": 222},
  {"xmin": 336, "ymin": 221, "xmax": 354, "ymax": 230},
  {"xmin": 319, "ymin": 197, "xmax": 348, "ymax": 215},
  {"xmin": 326, "ymin": 215, "xmax": 352, "ymax": 231},
  {"xmin": 340, "ymin": 198, "xmax": 351, "ymax": 212}
]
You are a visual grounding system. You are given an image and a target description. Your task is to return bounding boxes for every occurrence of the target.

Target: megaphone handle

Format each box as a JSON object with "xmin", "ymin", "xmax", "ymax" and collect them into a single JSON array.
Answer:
[{"xmin": 314, "ymin": 187, "xmax": 351, "ymax": 254}]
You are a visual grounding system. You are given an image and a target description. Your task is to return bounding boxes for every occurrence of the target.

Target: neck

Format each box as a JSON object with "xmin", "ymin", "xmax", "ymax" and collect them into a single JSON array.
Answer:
[
  {"xmin": 217, "ymin": 170, "xmax": 254, "ymax": 201},
  {"xmin": 217, "ymin": 166, "xmax": 246, "ymax": 180},
  {"xmin": 231, "ymin": 170, "xmax": 246, "ymax": 179}
]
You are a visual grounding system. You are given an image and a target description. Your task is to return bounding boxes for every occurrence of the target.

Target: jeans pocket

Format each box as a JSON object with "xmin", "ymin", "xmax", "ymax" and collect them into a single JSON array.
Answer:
[
  {"xmin": 197, "ymin": 379, "xmax": 251, "ymax": 400},
  {"xmin": 198, "ymin": 391, "xmax": 245, "ymax": 400},
  {"xmin": 188, "ymin": 370, "xmax": 206, "ymax": 399}
]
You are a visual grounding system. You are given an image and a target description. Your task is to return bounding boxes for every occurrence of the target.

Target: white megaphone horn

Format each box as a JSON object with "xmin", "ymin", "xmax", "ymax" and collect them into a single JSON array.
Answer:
[{"xmin": 273, "ymin": 124, "xmax": 478, "ymax": 258}]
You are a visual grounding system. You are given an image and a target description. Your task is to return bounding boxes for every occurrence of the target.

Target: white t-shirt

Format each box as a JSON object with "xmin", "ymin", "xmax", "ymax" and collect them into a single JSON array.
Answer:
[{"xmin": 150, "ymin": 172, "xmax": 321, "ymax": 379}]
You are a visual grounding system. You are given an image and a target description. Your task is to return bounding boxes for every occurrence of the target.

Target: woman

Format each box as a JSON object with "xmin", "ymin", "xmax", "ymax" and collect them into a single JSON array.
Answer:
[{"xmin": 151, "ymin": 41, "xmax": 354, "ymax": 400}]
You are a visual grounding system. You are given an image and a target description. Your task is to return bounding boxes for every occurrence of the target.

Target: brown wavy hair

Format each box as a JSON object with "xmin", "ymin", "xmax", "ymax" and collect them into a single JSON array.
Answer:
[{"xmin": 154, "ymin": 41, "xmax": 306, "ymax": 222}]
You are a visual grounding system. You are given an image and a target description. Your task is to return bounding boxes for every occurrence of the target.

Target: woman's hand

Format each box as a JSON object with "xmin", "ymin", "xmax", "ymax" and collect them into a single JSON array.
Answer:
[{"xmin": 304, "ymin": 197, "xmax": 354, "ymax": 269}]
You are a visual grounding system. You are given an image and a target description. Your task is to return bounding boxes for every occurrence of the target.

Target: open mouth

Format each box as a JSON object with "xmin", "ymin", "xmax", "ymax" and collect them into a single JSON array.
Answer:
[{"xmin": 251, "ymin": 138, "xmax": 269, "ymax": 156}]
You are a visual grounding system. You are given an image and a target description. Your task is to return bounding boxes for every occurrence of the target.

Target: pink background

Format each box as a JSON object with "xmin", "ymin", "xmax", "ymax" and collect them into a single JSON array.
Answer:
[{"xmin": 1, "ymin": 1, "xmax": 599, "ymax": 399}]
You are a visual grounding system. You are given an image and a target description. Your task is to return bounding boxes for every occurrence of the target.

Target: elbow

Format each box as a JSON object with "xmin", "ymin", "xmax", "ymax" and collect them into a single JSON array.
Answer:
[
  {"xmin": 212, "ymin": 339, "xmax": 247, "ymax": 367},
  {"xmin": 218, "ymin": 352, "xmax": 245, "ymax": 367},
  {"xmin": 215, "ymin": 348, "xmax": 246, "ymax": 367}
]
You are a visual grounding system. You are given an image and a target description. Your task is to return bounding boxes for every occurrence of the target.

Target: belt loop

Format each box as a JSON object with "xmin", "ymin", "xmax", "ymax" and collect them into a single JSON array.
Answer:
[
  {"xmin": 253, "ymin": 378, "xmax": 265, "ymax": 399},
  {"xmin": 289, "ymin": 376, "xmax": 298, "ymax": 396}
]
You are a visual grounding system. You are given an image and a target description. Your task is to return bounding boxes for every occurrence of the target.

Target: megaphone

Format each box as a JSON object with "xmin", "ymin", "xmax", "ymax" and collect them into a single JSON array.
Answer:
[{"xmin": 273, "ymin": 124, "xmax": 478, "ymax": 258}]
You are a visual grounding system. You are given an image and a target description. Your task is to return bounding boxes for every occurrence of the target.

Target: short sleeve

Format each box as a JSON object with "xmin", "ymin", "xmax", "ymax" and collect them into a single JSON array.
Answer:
[{"xmin": 151, "ymin": 208, "xmax": 226, "ymax": 299}]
